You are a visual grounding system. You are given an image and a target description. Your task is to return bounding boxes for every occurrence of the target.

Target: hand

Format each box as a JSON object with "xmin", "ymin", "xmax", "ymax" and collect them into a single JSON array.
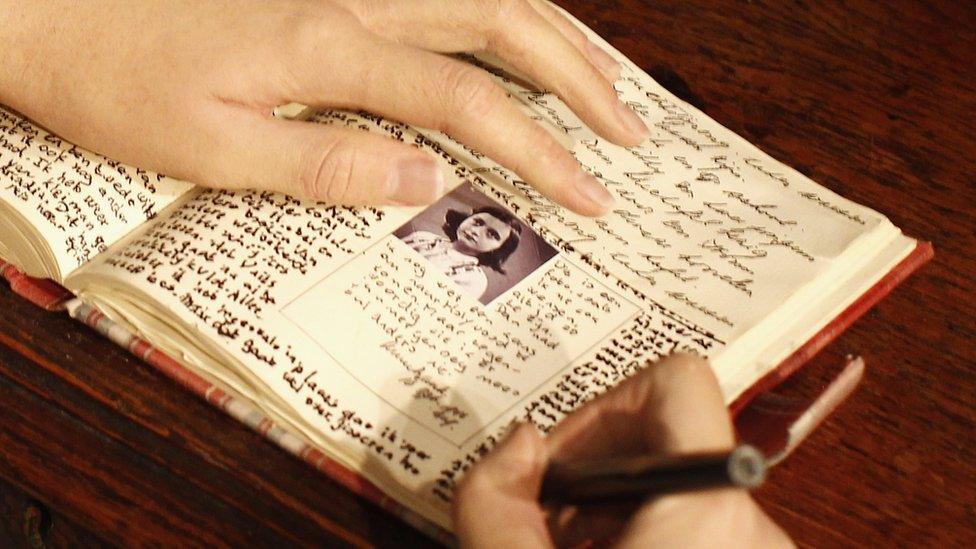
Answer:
[
  {"xmin": 0, "ymin": 0, "xmax": 648, "ymax": 215},
  {"xmin": 453, "ymin": 354, "xmax": 794, "ymax": 548}
]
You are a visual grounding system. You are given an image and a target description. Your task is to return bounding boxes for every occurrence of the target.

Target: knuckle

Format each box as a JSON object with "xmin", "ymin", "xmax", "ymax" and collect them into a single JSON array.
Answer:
[
  {"xmin": 533, "ymin": 132, "xmax": 568, "ymax": 168},
  {"xmin": 702, "ymin": 491, "xmax": 757, "ymax": 529},
  {"xmin": 478, "ymin": 0, "xmax": 530, "ymax": 26},
  {"xmin": 660, "ymin": 352, "xmax": 714, "ymax": 380},
  {"xmin": 436, "ymin": 63, "xmax": 504, "ymax": 123},
  {"xmin": 454, "ymin": 468, "xmax": 486, "ymax": 502},
  {"xmin": 562, "ymin": 20, "xmax": 588, "ymax": 46},
  {"xmin": 477, "ymin": 0, "xmax": 532, "ymax": 51},
  {"xmin": 286, "ymin": 13, "xmax": 330, "ymax": 55},
  {"xmin": 512, "ymin": 129, "xmax": 567, "ymax": 180},
  {"xmin": 284, "ymin": 8, "xmax": 366, "ymax": 59},
  {"xmin": 351, "ymin": 0, "xmax": 386, "ymax": 30},
  {"xmin": 455, "ymin": 472, "xmax": 473, "ymax": 498},
  {"xmin": 299, "ymin": 138, "xmax": 358, "ymax": 203},
  {"xmin": 654, "ymin": 490, "xmax": 754, "ymax": 528}
]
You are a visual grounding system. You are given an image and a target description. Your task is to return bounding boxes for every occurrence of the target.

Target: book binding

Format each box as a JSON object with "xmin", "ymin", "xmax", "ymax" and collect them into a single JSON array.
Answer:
[{"xmin": 0, "ymin": 260, "xmax": 72, "ymax": 310}]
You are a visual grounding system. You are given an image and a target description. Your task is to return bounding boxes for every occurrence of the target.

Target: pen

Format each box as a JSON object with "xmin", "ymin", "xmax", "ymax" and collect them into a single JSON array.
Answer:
[{"xmin": 540, "ymin": 444, "xmax": 766, "ymax": 505}]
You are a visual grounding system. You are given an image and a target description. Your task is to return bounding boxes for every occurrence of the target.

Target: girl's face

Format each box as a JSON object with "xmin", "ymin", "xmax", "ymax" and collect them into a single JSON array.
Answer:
[{"xmin": 456, "ymin": 212, "xmax": 512, "ymax": 254}]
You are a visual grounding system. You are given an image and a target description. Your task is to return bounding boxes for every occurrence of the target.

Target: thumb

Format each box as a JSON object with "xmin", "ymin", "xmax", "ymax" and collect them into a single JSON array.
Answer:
[
  {"xmin": 453, "ymin": 423, "xmax": 553, "ymax": 549},
  {"xmin": 173, "ymin": 108, "xmax": 445, "ymax": 206}
]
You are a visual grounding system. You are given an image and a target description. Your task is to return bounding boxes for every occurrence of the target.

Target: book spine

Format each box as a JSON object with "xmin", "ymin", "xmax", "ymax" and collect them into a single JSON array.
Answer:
[{"xmin": 0, "ymin": 260, "xmax": 72, "ymax": 310}]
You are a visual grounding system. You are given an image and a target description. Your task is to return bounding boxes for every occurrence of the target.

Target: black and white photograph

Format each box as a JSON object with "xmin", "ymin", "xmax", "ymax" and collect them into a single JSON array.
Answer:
[{"xmin": 394, "ymin": 183, "xmax": 558, "ymax": 305}]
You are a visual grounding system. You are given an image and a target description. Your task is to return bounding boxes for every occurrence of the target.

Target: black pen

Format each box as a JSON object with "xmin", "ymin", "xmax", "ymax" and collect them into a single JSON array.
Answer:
[{"xmin": 540, "ymin": 445, "xmax": 766, "ymax": 505}]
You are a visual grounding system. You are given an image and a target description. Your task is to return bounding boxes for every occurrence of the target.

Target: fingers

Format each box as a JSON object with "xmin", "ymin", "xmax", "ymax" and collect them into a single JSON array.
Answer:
[
  {"xmin": 161, "ymin": 106, "xmax": 444, "ymax": 206},
  {"xmin": 526, "ymin": 0, "xmax": 622, "ymax": 82},
  {"xmin": 478, "ymin": 1, "xmax": 647, "ymax": 146},
  {"xmin": 453, "ymin": 424, "xmax": 554, "ymax": 549},
  {"xmin": 295, "ymin": 38, "xmax": 615, "ymax": 215},
  {"xmin": 336, "ymin": 0, "xmax": 645, "ymax": 147},
  {"xmin": 542, "ymin": 354, "xmax": 792, "ymax": 548},
  {"xmin": 545, "ymin": 353, "xmax": 735, "ymax": 461}
]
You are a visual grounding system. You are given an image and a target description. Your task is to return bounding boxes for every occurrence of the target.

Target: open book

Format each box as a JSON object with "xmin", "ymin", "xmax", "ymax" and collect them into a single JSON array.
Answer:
[{"xmin": 0, "ymin": 8, "xmax": 927, "ymax": 539}]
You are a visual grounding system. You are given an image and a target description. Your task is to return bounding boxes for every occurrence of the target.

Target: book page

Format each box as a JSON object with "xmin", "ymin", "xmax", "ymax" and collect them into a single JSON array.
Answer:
[
  {"xmin": 68, "ymin": 37, "xmax": 904, "ymax": 529},
  {"xmin": 65, "ymin": 111, "xmax": 709, "ymax": 524},
  {"xmin": 438, "ymin": 54, "xmax": 898, "ymax": 343},
  {"xmin": 0, "ymin": 106, "xmax": 193, "ymax": 277}
]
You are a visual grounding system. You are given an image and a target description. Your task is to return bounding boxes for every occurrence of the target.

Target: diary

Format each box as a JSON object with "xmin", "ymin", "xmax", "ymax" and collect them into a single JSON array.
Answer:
[{"xmin": 0, "ymin": 6, "xmax": 931, "ymax": 540}]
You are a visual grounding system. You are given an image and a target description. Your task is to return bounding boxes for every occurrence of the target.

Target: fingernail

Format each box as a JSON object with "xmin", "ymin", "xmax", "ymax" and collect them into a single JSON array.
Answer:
[
  {"xmin": 574, "ymin": 171, "xmax": 614, "ymax": 213},
  {"xmin": 615, "ymin": 99, "xmax": 650, "ymax": 143},
  {"xmin": 390, "ymin": 157, "xmax": 444, "ymax": 205},
  {"xmin": 586, "ymin": 41, "xmax": 622, "ymax": 82}
]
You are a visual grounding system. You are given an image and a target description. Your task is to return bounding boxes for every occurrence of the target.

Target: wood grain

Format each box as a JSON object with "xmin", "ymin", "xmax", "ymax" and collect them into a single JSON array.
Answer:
[{"xmin": 1, "ymin": 0, "xmax": 973, "ymax": 546}]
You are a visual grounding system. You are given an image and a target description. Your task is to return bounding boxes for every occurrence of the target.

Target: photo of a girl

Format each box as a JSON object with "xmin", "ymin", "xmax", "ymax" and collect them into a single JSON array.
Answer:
[{"xmin": 394, "ymin": 184, "xmax": 558, "ymax": 304}]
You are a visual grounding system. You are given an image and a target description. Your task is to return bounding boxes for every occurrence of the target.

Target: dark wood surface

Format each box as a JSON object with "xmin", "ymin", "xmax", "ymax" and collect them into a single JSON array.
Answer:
[{"xmin": 1, "ymin": 1, "xmax": 974, "ymax": 547}]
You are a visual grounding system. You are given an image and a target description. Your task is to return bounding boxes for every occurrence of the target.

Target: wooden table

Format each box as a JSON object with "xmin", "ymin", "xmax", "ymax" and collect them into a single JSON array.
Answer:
[{"xmin": 1, "ymin": 1, "xmax": 973, "ymax": 546}]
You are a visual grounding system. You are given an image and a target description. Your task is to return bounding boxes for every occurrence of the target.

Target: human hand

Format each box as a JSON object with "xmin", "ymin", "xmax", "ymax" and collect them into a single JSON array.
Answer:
[
  {"xmin": 0, "ymin": 0, "xmax": 647, "ymax": 215},
  {"xmin": 453, "ymin": 354, "xmax": 794, "ymax": 548}
]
